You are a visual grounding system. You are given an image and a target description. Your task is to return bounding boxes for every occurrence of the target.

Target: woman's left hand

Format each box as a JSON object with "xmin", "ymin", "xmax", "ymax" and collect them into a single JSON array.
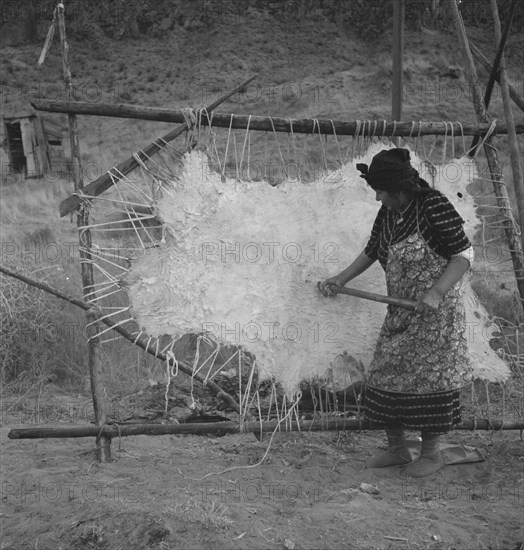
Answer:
[{"xmin": 416, "ymin": 287, "xmax": 444, "ymax": 313}]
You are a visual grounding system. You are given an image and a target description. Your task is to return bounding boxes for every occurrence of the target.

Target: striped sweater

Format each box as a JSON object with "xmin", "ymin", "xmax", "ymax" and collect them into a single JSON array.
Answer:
[{"xmin": 364, "ymin": 190, "xmax": 471, "ymax": 269}]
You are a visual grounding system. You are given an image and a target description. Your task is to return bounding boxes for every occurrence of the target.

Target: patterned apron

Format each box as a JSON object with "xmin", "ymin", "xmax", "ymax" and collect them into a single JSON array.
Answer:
[{"xmin": 366, "ymin": 216, "xmax": 472, "ymax": 394}]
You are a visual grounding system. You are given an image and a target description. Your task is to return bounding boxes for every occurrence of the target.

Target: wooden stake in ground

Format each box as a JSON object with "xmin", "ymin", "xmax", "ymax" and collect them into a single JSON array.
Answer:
[
  {"xmin": 447, "ymin": 0, "xmax": 524, "ymax": 313},
  {"xmin": 468, "ymin": 0, "xmax": 520, "ymax": 152},
  {"xmin": 490, "ymin": 0, "xmax": 524, "ymax": 260},
  {"xmin": 391, "ymin": 0, "xmax": 404, "ymax": 147},
  {"xmin": 55, "ymin": 2, "xmax": 111, "ymax": 462}
]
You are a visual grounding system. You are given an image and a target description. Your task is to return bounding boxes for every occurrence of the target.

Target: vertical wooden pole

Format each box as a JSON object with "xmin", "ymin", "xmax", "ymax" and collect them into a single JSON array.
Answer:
[
  {"xmin": 56, "ymin": 2, "xmax": 111, "ymax": 461},
  {"xmin": 470, "ymin": 43, "xmax": 524, "ymax": 113},
  {"xmin": 483, "ymin": 0, "xmax": 518, "ymax": 109},
  {"xmin": 469, "ymin": 0, "xmax": 519, "ymax": 152},
  {"xmin": 392, "ymin": 0, "xmax": 404, "ymax": 146},
  {"xmin": 447, "ymin": 0, "xmax": 524, "ymax": 313},
  {"xmin": 490, "ymin": 0, "xmax": 524, "ymax": 251}
]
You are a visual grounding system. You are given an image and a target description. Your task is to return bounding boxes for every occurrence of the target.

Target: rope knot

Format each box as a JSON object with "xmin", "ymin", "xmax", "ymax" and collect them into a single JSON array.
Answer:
[{"xmin": 181, "ymin": 107, "xmax": 197, "ymax": 128}]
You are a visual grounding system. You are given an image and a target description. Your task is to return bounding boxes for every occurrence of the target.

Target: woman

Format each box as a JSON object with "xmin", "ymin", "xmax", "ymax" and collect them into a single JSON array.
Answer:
[{"xmin": 319, "ymin": 148, "xmax": 474, "ymax": 478}]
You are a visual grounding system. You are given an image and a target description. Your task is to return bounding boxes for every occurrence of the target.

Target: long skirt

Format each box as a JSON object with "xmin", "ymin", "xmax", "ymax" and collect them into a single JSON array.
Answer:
[{"xmin": 362, "ymin": 233, "xmax": 473, "ymax": 432}]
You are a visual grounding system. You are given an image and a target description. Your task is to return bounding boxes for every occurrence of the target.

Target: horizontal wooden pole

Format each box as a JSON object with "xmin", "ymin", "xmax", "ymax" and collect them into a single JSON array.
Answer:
[
  {"xmin": 330, "ymin": 285, "xmax": 417, "ymax": 310},
  {"xmin": 57, "ymin": 76, "xmax": 256, "ymax": 218},
  {"xmin": 33, "ymin": 99, "xmax": 524, "ymax": 137},
  {"xmin": 8, "ymin": 418, "xmax": 523, "ymax": 439}
]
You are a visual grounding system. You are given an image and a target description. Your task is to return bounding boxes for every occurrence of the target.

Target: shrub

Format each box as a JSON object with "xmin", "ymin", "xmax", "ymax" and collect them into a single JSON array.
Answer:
[{"xmin": 0, "ymin": 263, "xmax": 88, "ymax": 390}]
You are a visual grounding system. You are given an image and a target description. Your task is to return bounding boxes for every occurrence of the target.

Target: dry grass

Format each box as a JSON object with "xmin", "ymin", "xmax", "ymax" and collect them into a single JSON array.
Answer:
[
  {"xmin": 0, "ymin": 261, "xmax": 84, "ymax": 389},
  {"xmin": 0, "ymin": 255, "xmax": 169, "ymax": 395},
  {"xmin": 0, "ymin": 177, "xmax": 70, "ymax": 238}
]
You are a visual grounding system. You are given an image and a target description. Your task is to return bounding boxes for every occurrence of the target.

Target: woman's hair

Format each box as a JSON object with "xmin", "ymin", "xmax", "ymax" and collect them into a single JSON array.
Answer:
[
  {"xmin": 356, "ymin": 148, "xmax": 437, "ymax": 197},
  {"xmin": 399, "ymin": 174, "xmax": 435, "ymax": 197}
]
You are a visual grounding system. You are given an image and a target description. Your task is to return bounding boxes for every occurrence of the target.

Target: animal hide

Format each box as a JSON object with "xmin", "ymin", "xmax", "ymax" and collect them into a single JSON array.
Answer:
[{"xmin": 125, "ymin": 144, "xmax": 511, "ymax": 395}]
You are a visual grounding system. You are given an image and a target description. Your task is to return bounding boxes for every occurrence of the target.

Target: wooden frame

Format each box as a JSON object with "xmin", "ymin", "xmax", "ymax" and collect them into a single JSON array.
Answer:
[{"xmin": 4, "ymin": 0, "xmax": 522, "ymax": 461}]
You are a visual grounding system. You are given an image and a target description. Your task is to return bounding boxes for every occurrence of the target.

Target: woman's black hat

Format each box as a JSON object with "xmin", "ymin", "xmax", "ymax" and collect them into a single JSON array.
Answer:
[{"xmin": 356, "ymin": 148, "xmax": 420, "ymax": 192}]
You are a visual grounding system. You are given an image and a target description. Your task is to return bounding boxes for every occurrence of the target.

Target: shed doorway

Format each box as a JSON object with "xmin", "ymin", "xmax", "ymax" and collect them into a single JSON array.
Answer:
[{"xmin": 4, "ymin": 120, "xmax": 26, "ymax": 174}]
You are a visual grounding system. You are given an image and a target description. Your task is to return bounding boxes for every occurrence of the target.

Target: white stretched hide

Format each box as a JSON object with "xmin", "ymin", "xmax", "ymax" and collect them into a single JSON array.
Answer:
[{"xmin": 126, "ymin": 144, "xmax": 510, "ymax": 394}]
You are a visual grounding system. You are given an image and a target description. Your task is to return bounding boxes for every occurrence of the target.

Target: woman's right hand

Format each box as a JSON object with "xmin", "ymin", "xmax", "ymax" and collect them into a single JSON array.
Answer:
[{"xmin": 318, "ymin": 277, "xmax": 344, "ymax": 297}]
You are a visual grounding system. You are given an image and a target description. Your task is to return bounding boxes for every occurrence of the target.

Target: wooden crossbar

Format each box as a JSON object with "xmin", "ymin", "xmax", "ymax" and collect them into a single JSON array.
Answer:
[
  {"xmin": 34, "ymin": 99, "xmax": 524, "ymax": 137},
  {"xmin": 8, "ymin": 418, "xmax": 524, "ymax": 439},
  {"xmin": 57, "ymin": 76, "xmax": 256, "ymax": 217}
]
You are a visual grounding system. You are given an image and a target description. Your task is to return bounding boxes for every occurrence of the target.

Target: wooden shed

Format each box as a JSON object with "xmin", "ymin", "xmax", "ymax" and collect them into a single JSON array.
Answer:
[{"xmin": 1, "ymin": 107, "xmax": 65, "ymax": 179}]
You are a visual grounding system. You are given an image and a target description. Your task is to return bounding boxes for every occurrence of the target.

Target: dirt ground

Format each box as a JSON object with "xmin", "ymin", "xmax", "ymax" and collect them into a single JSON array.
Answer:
[{"xmin": 1, "ymin": 393, "xmax": 523, "ymax": 550}]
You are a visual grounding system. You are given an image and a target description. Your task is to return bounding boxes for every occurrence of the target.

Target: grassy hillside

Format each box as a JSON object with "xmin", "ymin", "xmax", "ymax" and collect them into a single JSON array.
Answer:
[
  {"xmin": 2, "ymin": 7, "xmax": 522, "ymax": 165},
  {"xmin": 1, "ymin": 6, "xmax": 523, "ymax": 390}
]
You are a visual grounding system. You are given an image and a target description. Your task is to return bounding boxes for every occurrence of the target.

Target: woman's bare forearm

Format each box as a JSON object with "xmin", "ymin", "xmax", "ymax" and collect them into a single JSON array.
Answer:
[
  {"xmin": 418, "ymin": 255, "xmax": 470, "ymax": 311},
  {"xmin": 319, "ymin": 251, "xmax": 376, "ymax": 297},
  {"xmin": 333, "ymin": 251, "xmax": 376, "ymax": 286},
  {"xmin": 432, "ymin": 255, "xmax": 470, "ymax": 297}
]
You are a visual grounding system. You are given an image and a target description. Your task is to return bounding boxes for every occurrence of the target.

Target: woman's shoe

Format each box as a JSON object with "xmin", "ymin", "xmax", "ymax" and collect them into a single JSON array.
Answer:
[
  {"xmin": 365, "ymin": 425, "xmax": 413, "ymax": 468},
  {"xmin": 403, "ymin": 433, "xmax": 445, "ymax": 477}
]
